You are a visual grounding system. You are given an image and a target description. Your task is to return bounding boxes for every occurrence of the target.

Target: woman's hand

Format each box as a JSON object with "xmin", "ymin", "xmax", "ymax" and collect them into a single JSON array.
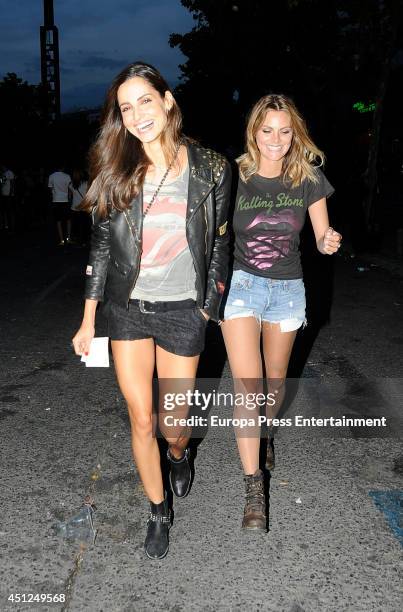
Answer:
[
  {"xmin": 308, "ymin": 199, "xmax": 342, "ymax": 256},
  {"xmin": 322, "ymin": 227, "xmax": 342, "ymax": 255},
  {"xmin": 72, "ymin": 299, "xmax": 98, "ymax": 355},
  {"xmin": 72, "ymin": 322, "xmax": 95, "ymax": 356}
]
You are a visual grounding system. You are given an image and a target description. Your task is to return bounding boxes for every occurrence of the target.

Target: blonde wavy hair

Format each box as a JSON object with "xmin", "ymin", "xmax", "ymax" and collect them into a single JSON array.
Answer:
[{"xmin": 237, "ymin": 94, "xmax": 324, "ymax": 187}]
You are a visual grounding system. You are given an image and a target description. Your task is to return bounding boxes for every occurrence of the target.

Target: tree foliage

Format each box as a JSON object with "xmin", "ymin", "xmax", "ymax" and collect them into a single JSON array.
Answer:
[
  {"xmin": 170, "ymin": 0, "xmax": 403, "ymax": 232},
  {"xmin": 0, "ymin": 73, "xmax": 47, "ymax": 167},
  {"xmin": 0, "ymin": 73, "xmax": 95, "ymax": 171}
]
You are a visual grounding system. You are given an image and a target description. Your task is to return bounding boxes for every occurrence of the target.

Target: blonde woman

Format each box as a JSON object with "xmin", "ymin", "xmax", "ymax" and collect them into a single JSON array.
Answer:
[{"xmin": 221, "ymin": 94, "xmax": 341, "ymax": 530}]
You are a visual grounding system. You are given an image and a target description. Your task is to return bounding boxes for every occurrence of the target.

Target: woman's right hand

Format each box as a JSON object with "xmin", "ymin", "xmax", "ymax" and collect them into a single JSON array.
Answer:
[{"xmin": 72, "ymin": 322, "xmax": 95, "ymax": 356}]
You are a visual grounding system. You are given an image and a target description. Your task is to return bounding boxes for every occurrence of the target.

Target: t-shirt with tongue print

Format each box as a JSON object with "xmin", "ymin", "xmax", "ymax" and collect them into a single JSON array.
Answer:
[
  {"xmin": 130, "ymin": 164, "xmax": 197, "ymax": 302},
  {"xmin": 233, "ymin": 167, "xmax": 334, "ymax": 279}
]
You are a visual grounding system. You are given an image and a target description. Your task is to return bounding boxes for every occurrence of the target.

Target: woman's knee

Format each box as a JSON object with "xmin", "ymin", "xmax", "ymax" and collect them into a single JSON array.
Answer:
[
  {"xmin": 128, "ymin": 406, "xmax": 154, "ymax": 437},
  {"xmin": 267, "ymin": 368, "xmax": 288, "ymax": 382}
]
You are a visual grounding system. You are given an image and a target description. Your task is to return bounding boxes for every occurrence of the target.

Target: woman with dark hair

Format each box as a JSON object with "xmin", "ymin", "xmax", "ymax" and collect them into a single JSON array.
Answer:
[
  {"xmin": 72, "ymin": 62, "xmax": 231, "ymax": 559},
  {"xmin": 221, "ymin": 94, "xmax": 341, "ymax": 531}
]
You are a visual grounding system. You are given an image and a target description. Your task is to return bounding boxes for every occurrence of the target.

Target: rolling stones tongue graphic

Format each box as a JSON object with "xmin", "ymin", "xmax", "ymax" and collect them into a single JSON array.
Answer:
[
  {"xmin": 141, "ymin": 197, "xmax": 187, "ymax": 270},
  {"xmin": 245, "ymin": 209, "xmax": 298, "ymax": 270}
]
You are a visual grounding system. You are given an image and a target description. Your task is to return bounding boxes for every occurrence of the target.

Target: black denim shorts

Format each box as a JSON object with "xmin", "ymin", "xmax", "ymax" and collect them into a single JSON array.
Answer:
[{"xmin": 107, "ymin": 300, "xmax": 208, "ymax": 357}]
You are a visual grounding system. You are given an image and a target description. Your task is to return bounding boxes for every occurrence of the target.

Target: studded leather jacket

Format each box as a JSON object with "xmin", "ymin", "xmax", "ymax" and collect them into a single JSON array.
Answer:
[{"xmin": 84, "ymin": 141, "xmax": 232, "ymax": 322}]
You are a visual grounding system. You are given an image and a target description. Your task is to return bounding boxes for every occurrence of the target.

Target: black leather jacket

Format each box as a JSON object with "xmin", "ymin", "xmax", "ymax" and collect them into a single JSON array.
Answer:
[{"xmin": 84, "ymin": 141, "xmax": 232, "ymax": 322}]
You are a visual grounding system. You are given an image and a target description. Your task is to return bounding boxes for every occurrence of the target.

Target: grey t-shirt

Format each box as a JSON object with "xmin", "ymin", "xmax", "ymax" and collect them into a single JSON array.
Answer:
[
  {"xmin": 130, "ymin": 165, "xmax": 197, "ymax": 301},
  {"xmin": 233, "ymin": 168, "xmax": 334, "ymax": 279}
]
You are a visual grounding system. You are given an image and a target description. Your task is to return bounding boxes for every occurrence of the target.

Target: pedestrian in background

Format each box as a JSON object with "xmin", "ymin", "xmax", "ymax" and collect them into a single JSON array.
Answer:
[
  {"xmin": 48, "ymin": 166, "xmax": 72, "ymax": 245},
  {"xmin": 18, "ymin": 168, "xmax": 37, "ymax": 229},
  {"xmin": 0, "ymin": 164, "xmax": 16, "ymax": 231},
  {"xmin": 221, "ymin": 94, "xmax": 342, "ymax": 531},
  {"xmin": 69, "ymin": 168, "xmax": 89, "ymax": 245},
  {"xmin": 72, "ymin": 62, "xmax": 231, "ymax": 559}
]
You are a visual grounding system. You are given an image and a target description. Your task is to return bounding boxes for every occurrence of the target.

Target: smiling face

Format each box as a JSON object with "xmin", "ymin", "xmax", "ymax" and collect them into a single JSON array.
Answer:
[
  {"xmin": 255, "ymin": 110, "xmax": 293, "ymax": 176},
  {"xmin": 117, "ymin": 76, "xmax": 173, "ymax": 145}
]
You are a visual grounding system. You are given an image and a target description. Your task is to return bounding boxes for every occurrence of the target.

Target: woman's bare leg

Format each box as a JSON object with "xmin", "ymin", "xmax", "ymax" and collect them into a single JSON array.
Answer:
[
  {"xmin": 261, "ymin": 323, "xmax": 298, "ymax": 422},
  {"xmin": 111, "ymin": 338, "xmax": 164, "ymax": 504},
  {"xmin": 221, "ymin": 317, "xmax": 263, "ymax": 475},
  {"xmin": 156, "ymin": 346, "xmax": 199, "ymax": 459}
]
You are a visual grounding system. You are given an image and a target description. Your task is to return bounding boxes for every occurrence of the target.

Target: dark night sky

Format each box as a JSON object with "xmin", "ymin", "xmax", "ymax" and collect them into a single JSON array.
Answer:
[{"xmin": 0, "ymin": 0, "xmax": 193, "ymax": 111}]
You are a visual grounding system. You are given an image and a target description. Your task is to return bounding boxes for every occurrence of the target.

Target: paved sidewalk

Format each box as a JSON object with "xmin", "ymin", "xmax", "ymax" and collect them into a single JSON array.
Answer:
[
  {"xmin": 0, "ymin": 242, "xmax": 402, "ymax": 611},
  {"xmin": 1, "ymin": 358, "xmax": 402, "ymax": 611}
]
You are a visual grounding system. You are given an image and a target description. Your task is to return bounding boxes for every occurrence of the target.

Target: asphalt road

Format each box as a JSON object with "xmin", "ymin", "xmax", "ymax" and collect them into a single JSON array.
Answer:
[{"xmin": 0, "ymin": 232, "xmax": 402, "ymax": 612}]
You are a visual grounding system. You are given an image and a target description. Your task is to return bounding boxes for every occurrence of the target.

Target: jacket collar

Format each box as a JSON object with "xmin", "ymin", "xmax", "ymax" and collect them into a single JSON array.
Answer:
[
  {"xmin": 186, "ymin": 140, "xmax": 215, "ymax": 189},
  {"xmin": 126, "ymin": 139, "xmax": 214, "ymax": 228}
]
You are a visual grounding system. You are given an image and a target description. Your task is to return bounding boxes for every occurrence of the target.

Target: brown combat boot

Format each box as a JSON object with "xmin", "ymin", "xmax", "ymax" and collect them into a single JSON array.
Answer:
[
  {"xmin": 265, "ymin": 435, "xmax": 275, "ymax": 471},
  {"xmin": 242, "ymin": 469, "xmax": 266, "ymax": 530}
]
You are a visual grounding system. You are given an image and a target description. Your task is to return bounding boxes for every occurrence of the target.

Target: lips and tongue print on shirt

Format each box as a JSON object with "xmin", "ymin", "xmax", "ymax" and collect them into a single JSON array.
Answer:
[
  {"xmin": 132, "ymin": 189, "xmax": 197, "ymax": 298},
  {"xmin": 245, "ymin": 209, "xmax": 298, "ymax": 270},
  {"xmin": 142, "ymin": 197, "xmax": 187, "ymax": 270}
]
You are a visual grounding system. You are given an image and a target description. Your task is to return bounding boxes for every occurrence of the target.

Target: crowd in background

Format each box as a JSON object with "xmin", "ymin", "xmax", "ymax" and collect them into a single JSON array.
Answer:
[
  {"xmin": 0, "ymin": 163, "xmax": 90, "ymax": 246},
  {"xmin": 1, "ymin": 142, "xmax": 402, "ymax": 255}
]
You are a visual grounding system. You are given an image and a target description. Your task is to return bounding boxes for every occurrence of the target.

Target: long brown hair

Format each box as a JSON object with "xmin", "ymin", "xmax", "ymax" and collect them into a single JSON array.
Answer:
[
  {"xmin": 237, "ymin": 94, "xmax": 324, "ymax": 187},
  {"xmin": 81, "ymin": 62, "xmax": 182, "ymax": 218}
]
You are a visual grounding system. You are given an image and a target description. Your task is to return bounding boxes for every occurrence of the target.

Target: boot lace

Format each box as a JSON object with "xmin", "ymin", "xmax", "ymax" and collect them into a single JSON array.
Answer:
[{"xmin": 245, "ymin": 479, "xmax": 265, "ymax": 514}]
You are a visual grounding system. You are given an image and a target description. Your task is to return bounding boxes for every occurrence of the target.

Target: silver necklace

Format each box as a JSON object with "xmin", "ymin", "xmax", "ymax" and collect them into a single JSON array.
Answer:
[{"xmin": 143, "ymin": 140, "xmax": 182, "ymax": 218}]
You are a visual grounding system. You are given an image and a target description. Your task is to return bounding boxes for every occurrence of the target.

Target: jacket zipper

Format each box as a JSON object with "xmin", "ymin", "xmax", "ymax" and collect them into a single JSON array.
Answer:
[
  {"xmin": 186, "ymin": 190, "xmax": 212, "ymax": 307},
  {"xmin": 185, "ymin": 220, "xmax": 203, "ymax": 308},
  {"xmin": 203, "ymin": 202, "xmax": 208, "ymax": 255},
  {"xmin": 123, "ymin": 210, "xmax": 142, "ymax": 305}
]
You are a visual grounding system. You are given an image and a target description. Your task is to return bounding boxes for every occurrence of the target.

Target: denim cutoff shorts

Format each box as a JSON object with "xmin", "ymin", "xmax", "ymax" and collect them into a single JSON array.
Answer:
[
  {"xmin": 107, "ymin": 300, "xmax": 208, "ymax": 357},
  {"xmin": 224, "ymin": 269, "xmax": 306, "ymax": 332}
]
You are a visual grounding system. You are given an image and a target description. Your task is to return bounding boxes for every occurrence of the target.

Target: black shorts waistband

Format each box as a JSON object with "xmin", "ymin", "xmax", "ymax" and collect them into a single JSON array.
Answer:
[{"xmin": 129, "ymin": 298, "xmax": 197, "ymax": 313}]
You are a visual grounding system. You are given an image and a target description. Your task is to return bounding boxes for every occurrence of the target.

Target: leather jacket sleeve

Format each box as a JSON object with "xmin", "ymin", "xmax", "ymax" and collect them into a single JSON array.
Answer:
[
  {"xmin": 84, "ymin": 212, "xmax": 111, "ymax": 301},
  {"xmin": 204, "ymin": 160, "xmax": 232, "ymax": 320}
]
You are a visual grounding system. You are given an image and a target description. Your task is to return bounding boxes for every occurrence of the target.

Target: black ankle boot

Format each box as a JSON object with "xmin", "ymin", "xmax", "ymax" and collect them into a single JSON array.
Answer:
[
  {"xmin": 144, "ymin": 497, "xmax": 171, "ymax": 560},
  {"xmin": 167, "ymin": 447, "xmax": 191, "ymax": 498}
]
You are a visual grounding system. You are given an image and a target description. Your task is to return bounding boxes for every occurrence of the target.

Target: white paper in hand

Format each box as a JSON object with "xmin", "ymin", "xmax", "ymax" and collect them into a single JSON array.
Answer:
[{"xmin": 81, "ymin": 337, "xmax": 109, "ymax": 367}]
